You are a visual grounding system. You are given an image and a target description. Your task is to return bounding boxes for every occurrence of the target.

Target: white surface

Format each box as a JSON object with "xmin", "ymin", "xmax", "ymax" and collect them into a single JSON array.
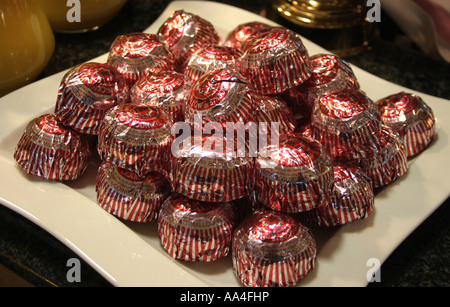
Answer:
[
  {"xmin": 1, "ymin": 1, "xmax": 450, "ymax": 287},
  {"xmin": 381, "ymin": 0, "xmax": 450, "ymax": 62}
]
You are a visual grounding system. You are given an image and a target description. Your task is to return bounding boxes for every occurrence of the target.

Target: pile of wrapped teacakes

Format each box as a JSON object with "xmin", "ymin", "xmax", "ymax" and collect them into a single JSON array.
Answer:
[{"xmin": 14, "ymin": 10, "xmax": 437, "ymax": 287}]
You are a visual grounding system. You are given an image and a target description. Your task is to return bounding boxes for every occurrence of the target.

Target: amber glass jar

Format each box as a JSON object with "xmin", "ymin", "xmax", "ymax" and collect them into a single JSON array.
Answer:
[{"xmin": 0, "ymin": 0, "xmax": 55, "ymax": 97}]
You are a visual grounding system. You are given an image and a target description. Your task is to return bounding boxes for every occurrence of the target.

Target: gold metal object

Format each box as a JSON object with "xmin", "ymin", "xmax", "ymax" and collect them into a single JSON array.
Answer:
[{"xmin": 268, "ymin": 0, "xmax": 378, "ymax": 57}]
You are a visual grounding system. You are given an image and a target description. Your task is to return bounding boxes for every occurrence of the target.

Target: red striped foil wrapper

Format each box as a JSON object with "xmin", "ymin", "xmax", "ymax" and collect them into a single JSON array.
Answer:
[
  {"xmin": 184, "ymin": 44, "xmax": 243, "ymax": 84},
  {"xmin": 297, "ymin": 123, "xmax": 313, "ymax": 137},
  {"xmin": 157, "ymin": 10, "xmax": 220, "ymax": 71},
  {"xmin": 256, "ymin": 96, "xmax": 297, "ymax": 137},
  {"xmin": 311, "ymin": 89, "xmax": 382, "ymax": 161},
  {"xmin": 359, "ymin": 125, "xmax": 409, "ymax": 189},
  {"xmin": 107, "ymin": 33, "xmax": 175, "ymax": 87},
  {"xmin": 224, "ymin": 22, "xmax": 273, "ymax": 50},
  {"xmin": 305, "ymin": 163, "xmax": 374, "ymax": 227},
  {"xmin": 14, "ymin": 114, "xmax": 91, "ymax": 181},
  {"xmin": 170, "ymin": 135, "xmax": 253, "ymax": 203},
  {"xmin": 158, "ymin": 193, "xmax": 238, "ymax": 262},
  {"xmin": 54, "ymin": 62, "xmax": 129, "ymax": 135},
  {"xmin": 376, "ymin": 92, "xmax": 436, "ymax": 158},
  {"xmin": 97, "ymin": 103, "xmax": 174, "ymax": 176},
  {"xmin": 240, "ymin": 27, "xmax": 313, "ymax": 95},
  {"xmin": 96, "ymin": 162, "xmax": 171, "ymax": 222},
  {"xmin": 130, "ymin": 69, "xmax": 189, "ymax": 123},
  {"xmin": 278, "ymin": 88, "xmax": 311, "ymax": 126},
  {"xmin": 280, "ymin": 53, "xmax": 360, "ymax": 122},
  {"xmin": 232, "ymin": 209, "xmax": 317, "ymax": 287},
  {"xmin": 253, "ymin": 133, "xmax": 334, "ymax": 213},
  {"xmin": 184, "ymin": 68, "xmax": 259, "ymax": 128}
]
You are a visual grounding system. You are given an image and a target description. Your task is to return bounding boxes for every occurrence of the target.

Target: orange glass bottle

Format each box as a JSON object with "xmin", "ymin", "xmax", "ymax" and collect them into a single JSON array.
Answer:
[{"xmin": 0, "ymin": 0, "xmax": 55, "ymax": 97}]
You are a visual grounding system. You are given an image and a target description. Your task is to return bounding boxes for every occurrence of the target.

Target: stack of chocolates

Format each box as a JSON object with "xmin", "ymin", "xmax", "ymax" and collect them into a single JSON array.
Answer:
[
  {"xmin": 157, "ymin": 10, "xmax": 221, "ymax": 70},
  {"xmin": 14, "ymin": 113, "xmax": 92, "ymax": 181},
  {"xmin": 107, "ymin": 32, "xmax": 175, "ymax": 87},
  {"xmin": 184, "ymin": 44, "xmax": 243, "ymax": 84},
  {"xmin": 232, "ymin": 209, "xmax": 316, "ymax": 287},
  {"xmin": 281, "ymin": 53, "xmax": 361, "ymax": 122},
  {"xmin": 14, "ymin": 62, "xmax": 129, "ymax": 182},
  {"xmin": 376, "ymin": 92, "xmax": 436, "ymax": 158},
  {"xmin": 240, "ymin": 27, "xmax": 313, "ymax": 95},
  {"xmin": 224, "ymin": 21, "xmax": 272, "ymax": 50},
  {"xmin": 13, "ymin": 10, "xmax": 437, "ymax": 287},
  {"xmin": 130, "ymin": 69, "xmax": 190, "ymax": 123},
  {"xmin": 184, "ymin": 68, "xmax": 259, "ymax": 128},
  {"xmin": 158, "ymin": 193, "xmax": 238, "ymax": 262},
  {"xmin": 253, "ymin": 133, "xmax": 334, "ymax": 214}
]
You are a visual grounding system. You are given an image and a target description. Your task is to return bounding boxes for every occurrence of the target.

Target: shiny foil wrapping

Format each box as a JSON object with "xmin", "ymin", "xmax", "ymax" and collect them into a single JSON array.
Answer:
[
  {"xmin": 281, "ymin": 53, "xmax": 360, "ymax": 122},
  {"xmin": 14, "ymin": 114, "xmax": 91, "ymax": 181},
  {"xmin": 240, "ymin": 27, "xmax": 313, "ymax": 95},
  {"xmin": 305, "ymin": 163, "xmax": 374, "ymax": 227},
  {"xmin": 253, "ymin": 133, "xmax": 334, "ymax": 213},
  {"xmin": 311, "ymin": 89, "xmax": 382, "ymax": 161},
  {"xmin": 184, "ymin": 44, "xmax": 243, "ymax": 84},
  {"xmin": 54, "ymin": 62, "xmax": 129, "ymax": 135},
  {"xmin": 184, "ymin": 68, "xmax": 259, "ymax": 128},
  {"xmin": 232, "ymin": 209, "xmax": 317, "ymax": 287},
  {"xmin": 96, "ymin": 162, "xmax": 171, "ymax": 222},
  {"xmin": 376, "ymin": 92, "xmax": 436, "ymax": 158},
  {"xmin": 157, "ymin": 10, "xmax": 220, "ymax": 71},
  {"xmin": 130, "ymin": 69, "xmax": 189, "ymax": 123},
  {"xmin": 107, "ymin": 33, "xmax": 175, "ymax": 87},
  {"xmin": 171, "ymin": 135, "xmax": 253, "ymax": 203},
  {"xmin": 12, "ymin": 9, "xmax": 440, "ymax": 289},
  {"xmin": 224, "ymin": 22, "xmax": 273, "ymax": 50},
  {"xmin": 359, "ymin": 125, "xmax": 409, "ymax": 189},
  {"xmin": 158, "ymin": 193, "xmax": 238, "ymax": 262},
  {"xmin": 97, "ymin": 103, "xmax": 174, "ymax": 176},
  {"xmin": 256, "ymin": 95, "xmax": 297, "ymax": 137},
  {"xmin": 298, "ymin": 123, "xmax": 313, "ymax": 138}
]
